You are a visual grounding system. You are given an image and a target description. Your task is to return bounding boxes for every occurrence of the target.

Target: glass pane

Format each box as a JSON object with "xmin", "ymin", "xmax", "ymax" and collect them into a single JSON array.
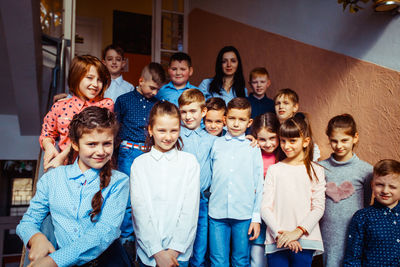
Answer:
[
  {"xmin": 161, "ymin": 12, "xmax": 183, "ymax": 51},
  {"xmin": 12, "ymin": 178, "xmax": 33, "ymax": 206},
  {"xmin": 162, "ymin": 0, "xmax": 184, "ymax": 13},
  {"xmin": 161, "ymin": 51, "xmax": 174, "ymax": 75},
  {"xmin": 40, "ymin": 0, "xmax": 63, "ymax": 37}
]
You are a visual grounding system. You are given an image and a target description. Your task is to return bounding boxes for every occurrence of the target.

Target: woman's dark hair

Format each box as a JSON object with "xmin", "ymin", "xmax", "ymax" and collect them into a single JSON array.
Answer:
[
  {"xmin": 279, "ymin": 112, "xmax": 318, "ymax": 182},
  {"xmin": 144, "ymin": 101, "xmax": 183, "ymax": 152},
  {"xmin": 68, "ymin": 106, "xmax": 119, "ymax": 222},
  {"xmin": 209, "ymin": 46, "xmax": 246, "ymax": 98}
]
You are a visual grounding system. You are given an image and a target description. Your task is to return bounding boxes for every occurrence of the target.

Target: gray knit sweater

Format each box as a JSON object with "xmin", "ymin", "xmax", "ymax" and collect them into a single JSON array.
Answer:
[{"xmin": 319, "ymin": 154, "xmax": 373, "ymax": 267}]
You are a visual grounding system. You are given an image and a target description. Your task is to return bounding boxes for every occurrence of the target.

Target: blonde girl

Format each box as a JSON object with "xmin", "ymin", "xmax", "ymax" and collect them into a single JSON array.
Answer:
[
  {"xmin": 319, "ymin": 114, "xmax": 372, "ymax": 267},
  {"xmin": 261, "ymin": 113, "xmax": 326, "ymax": 267},
  {"xmin": 131, "ymin": 101, "xmax": 200, "ymax": 267},
  {"xmin": 40, "ymin": 55, "xmax": 113, "ymax": 171}
]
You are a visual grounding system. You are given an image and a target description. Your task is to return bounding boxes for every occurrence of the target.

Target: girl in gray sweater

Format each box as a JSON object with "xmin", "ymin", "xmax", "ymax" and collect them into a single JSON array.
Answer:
[{"xmin": 319, "ymin": 114, "xmax": 372, "ymax": 267}]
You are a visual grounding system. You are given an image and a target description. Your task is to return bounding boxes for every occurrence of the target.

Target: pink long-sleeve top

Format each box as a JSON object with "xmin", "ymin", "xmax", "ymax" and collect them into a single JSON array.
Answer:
[
  {"xmin": 261, "ymin": 161, "xmax": 326, "ymax": 255},
  {"xmin": 39, "ymin": 95, "xmax": 114, "ymax": 151}
]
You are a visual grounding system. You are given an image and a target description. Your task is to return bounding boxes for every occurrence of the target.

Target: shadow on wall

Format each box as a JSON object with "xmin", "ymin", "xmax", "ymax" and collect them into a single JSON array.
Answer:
[{"xmin": 188, "ymin": 8, "xmax": 400, "ymax": 164}]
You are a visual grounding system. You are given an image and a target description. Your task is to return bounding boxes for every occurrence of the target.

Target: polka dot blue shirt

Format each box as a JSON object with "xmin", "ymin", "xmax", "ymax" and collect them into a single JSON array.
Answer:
[{"xmin": 344, "ymin": 201, "xmax": 400, "ymax": 266}]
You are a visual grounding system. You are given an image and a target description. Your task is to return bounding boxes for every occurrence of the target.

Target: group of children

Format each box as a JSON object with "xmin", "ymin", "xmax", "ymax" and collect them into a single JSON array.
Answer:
[{"xmin": 16, "ymin": 44, "xmax": 400, "ymax": 267}]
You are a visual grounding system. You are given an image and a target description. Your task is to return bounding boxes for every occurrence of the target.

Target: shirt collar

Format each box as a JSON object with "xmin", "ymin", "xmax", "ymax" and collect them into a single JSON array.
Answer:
[
  {"xmin": 67, "ymin": 159, "xmax": 101, "ymax": 184},
  {"xmin": 112, "ymin": 75, "xmax": 123, "ymax": 86},
  {"xmin": 373, "ymin": 200, "xmax": 400, "ymax": 212},
  {"xmin": 224, "ymin": 131, "xmax": 246, "ymax": 141},
  {"xmin": 165, "ymin": 81, "xmax": 192, "ymax": 90},
  {"xmin": 181, "ymin": 125, "xmax": 203, "ymax": 137},
  {"xmin": 150, "ymin": 147, "xmax": 178, "ymax": 161},
  {"xmin": 71, "ymin": 95, "xmax": 100, "ymax": 111}
]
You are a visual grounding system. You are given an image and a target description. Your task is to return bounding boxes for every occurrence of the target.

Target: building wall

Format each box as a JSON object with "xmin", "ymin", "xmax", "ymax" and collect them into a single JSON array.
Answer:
[{"xmin": 188, "ymin": 8, "xmax": 400, "ymax": 164}]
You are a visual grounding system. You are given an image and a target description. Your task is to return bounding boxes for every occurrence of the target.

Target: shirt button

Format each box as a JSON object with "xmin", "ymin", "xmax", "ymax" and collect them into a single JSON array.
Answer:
[
  {"xmin": 384, "ymin": 212, "xmax": 387, "ymax": 215},
  {"xmin": 348, "ymin": 234, "xmax": 352, "ymax": 238},
  {"xmin": 229, "ymin": 182, "xmax": 232, "ymax": 185},
  {"xmin": 396, "ymin": 213, "xmax": 399, "ymax": 216},
  {"xmin": 228, "ymin": 194, "xmax": 231, "ymax": 198},
  {"xmin": 143, "ymin": 105, "xmax": 146, "ymax": 108},
  {"xmin": 394, "ymin": 221, "xmax": 397, "ymax": 225},
  {"xmin": 73, "ymin": 207, "xmax": 77, "ymax": 211},
  {"xmin": 397, "ymin": 239, "xmax": 400, "ymax": 243},
  {"xmin": 74, "ymin": 228, "xmax": 78, "ymax": 232},
  {"xmin": 230, "ymin": 169, "xmax": 233, "ymax": 172}
]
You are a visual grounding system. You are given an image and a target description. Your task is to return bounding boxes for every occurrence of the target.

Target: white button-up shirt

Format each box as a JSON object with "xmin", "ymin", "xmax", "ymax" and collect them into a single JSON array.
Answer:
[{"xmin": 131, "ymin": 147, "xmax": 200, "ymax": 266}]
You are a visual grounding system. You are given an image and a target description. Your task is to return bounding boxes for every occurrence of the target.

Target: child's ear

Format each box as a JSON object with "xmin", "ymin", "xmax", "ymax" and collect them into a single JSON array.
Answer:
[
  {"xmin": 138, "ymin": 77, "xmax": 144, "ymax": 86},
  {"xmin": 148, "ymin": 125, "xmax": 153, "ymax": 137},
  {"xmin": 201, "ymin": 107, "xmax": 207, "ymax": 118},
  {"xmin": 266, "ymin": 79, "xmax": 271, "ymax": 88},
  {"xmin": 247, "ymin": 118, "xmax": 253, "ymax": 128},
  {"xmin": 353, "ymin": 132, "xmax": 359, "ymax": 144},
  {"xmin": 189, "ymin": 66, "xmax": 194, "ymax": 77},
  {"xmin": 101, "ymin": 59, "xmax": 106, "ymax": 65},
  {"xmin": 293, "ymin": 103, "xmax": 299, "ymax": 113},
  {"xmin": 121, "ymin": 59, "xmax": 127, "ymax": 69},
  {"xmin": 71, "ymin": 142, "xmax": 79, "ymax": 152},
  {"xmin": 302, "ymin": 137, "xmax": 311, "ymax": 148}
]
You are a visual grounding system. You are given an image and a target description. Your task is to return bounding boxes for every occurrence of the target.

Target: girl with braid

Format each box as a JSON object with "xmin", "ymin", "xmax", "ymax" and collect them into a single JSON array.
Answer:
[{"xmin": 17, "ymin": 106, "xmax": 131, "ymax": 267}]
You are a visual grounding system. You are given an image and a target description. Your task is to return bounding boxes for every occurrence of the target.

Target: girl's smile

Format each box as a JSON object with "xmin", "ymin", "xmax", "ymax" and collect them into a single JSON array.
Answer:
[
  {"xmin": 79, "ymin": 65, "xmax": 103, "ymax": 100},
  {"xmin": 149, "ymin": 115, "xmax": 180, "ymax": 153}
]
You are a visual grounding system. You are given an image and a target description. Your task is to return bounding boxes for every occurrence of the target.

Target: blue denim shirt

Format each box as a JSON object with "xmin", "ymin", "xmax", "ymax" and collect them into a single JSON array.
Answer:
[{"xmin": 198, "ymin": 78, "xmax": 248, "ymax": 104}]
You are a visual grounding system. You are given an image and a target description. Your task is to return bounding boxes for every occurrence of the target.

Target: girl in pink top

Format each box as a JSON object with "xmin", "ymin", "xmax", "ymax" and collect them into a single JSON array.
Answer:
[
  {"xmin": 40, "ymin": 55, "xmax": 114, "ymax": 171},
  {"xmin": 261, "ymin": 113, "xmax": 326, "ymax": 267},
  {"xmin": 250, "ymin": 112, "xmax": 280, "ymax": 267}
]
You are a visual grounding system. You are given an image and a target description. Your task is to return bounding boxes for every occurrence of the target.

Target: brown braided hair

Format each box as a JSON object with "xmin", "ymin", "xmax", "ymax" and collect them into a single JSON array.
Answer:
[{"xmin": 68, "ymin": 106, "xmax": 119, "ymax": 222}]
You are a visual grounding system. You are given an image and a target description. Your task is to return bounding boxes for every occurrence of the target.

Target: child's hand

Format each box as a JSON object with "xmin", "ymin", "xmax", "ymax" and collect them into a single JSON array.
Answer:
[
  {"xmin": 154, "ymin": 250, "xmax": 179, "ymax": 267},
  {"xmin": 287, "ymin": 240, "xmax": 302, "ymax": 253},
  {"xmin": 276, "ymin": 228, "xmax": 303, "ymax": 248},
  {"xmin": 43, "ymin": 145, "xmax": 59, "ymax": 171},
  {"xmin": 245, "ymin": 135, "xmax": 259, "ymax": 148},
  {"xmin": 28, "ymin": 233, "xmax": 55, "ymax": 262},
  {"xmin": 53, "ymin": 93, "xmax": 69, "ymax": 103},
  {"xmin": 248, "ymin": 222, "xmax": 261, "ymax": 241},
  {"xmin": 166, "ymin": 249, "xmax": 180, "ymax": 259},
  {"xmin": 44, "ymin": 152, "xmax": 65, "ymax": 172},
  {"xmin": 27, "ymin": 256, "xmax": 57, "ymax": 267}
]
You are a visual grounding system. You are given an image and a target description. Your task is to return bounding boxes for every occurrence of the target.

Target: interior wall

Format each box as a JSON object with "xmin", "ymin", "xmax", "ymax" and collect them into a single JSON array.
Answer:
[
  {"xmin": 188, "ymin": 9, "xmax": 400, "ymax": 164},
  {"xmin": 0, "ymin": 115, "xmax": 39, "ymax": 160},
  {"xmin": 189, "ymin": 0, "xmax": 400, "ymax": 71}
]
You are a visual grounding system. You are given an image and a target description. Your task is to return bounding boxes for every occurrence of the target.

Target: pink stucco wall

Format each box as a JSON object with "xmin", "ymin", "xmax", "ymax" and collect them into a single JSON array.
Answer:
[{"xmin": 189, "ymin": 9, "xmax": 400, "ymax": 164}]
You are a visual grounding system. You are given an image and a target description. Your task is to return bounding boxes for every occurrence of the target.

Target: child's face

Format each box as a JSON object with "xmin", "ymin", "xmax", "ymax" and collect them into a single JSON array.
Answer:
[
  {"xmin": 102, "ymin": 49, "xmax": 125, "ymax": 78},
  {"xmin": 204, "ymin": 109, "xmax": 225, "ymax": 136},
  {"xmin": 372, "ymin": 174, "xmax": 400, "ymax": 209},
  {"xmin": 149, "ymin": 115, "xmax": 180, "ymax": 153},
  {"xmin": 138, "ymin": 77, "xmax": 160, "ymax": 99},
  {"xmin": 329, "ymin": 128, "xmax": 358, "ymax": 162},
  {"xmin": 250, "ymin": 75, "xmax": 271, "ymax": 98},
  {"xmin": 79, "ymin": 65, "xmax": 103, "ymax": 100},
  {"xmin": 280, "ymin": 136, "xmax": 309, "ymax": 162},
  {"xmin": 222, "ymin": 51, "xmax": 238, "ymax": 77},
  {"xmin": 275, "ymin": 95, "xmax": 299, "ymax": 123},
  {"xmin": 168, "ymin": 60, "xmax": 193, "ymax": 89},
  {"xmin": 71, "ymin": 128, "xmax": 114, "ymax": 172},
  {"xmin": 179, "ymin": 102, "xmax": 207, "ymax": 130},
  {"xmin": 257, "ymin": 128, "xmax": 279, "ymax": 154},
  {"xmin": 225, "ymin": 108, "xmax": 252, "ymax": 137}
]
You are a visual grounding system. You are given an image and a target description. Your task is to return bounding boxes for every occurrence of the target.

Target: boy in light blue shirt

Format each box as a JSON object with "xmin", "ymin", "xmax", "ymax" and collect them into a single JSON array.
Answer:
[
  {"xmin": 156, "ymin": 52, "xmax": 198, "ymax": 107},
  {"xmin": 102, "ymin": 45, "xmax": 134, "ymax": 102},
  {"xmin": 209, "ymin": 97, "xmax": 263, "ymax": 267},
  {"xmin": 178, "ymin": 89, "xmax": 217, "ymax": 267}
]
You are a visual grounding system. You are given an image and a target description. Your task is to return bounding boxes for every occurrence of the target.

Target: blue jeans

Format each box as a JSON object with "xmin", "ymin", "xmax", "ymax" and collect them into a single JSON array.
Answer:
[
  {"xmin": 118, "ymin": 143, "xmax": 145, "ymax": 262},
  {"xmin": 267, "ymin": 249, "xmax": 314, "ymax": 267},
  {"xmin": 190, "ymin": 193, "xmax": 209, "ymax": 267},
  {"xmin": 209, "ymin": 217, "xmax": 251, "ymax": 267}
]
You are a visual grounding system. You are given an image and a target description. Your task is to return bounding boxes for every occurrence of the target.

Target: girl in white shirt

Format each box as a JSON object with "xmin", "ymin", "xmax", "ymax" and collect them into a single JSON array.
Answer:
[
  {"xmin": 130, "ymin": 101, "xmax": 200, "ymax": 267},
  {"xmin": 261, "ymin": 113, "xmax": 326, "ymax": 267}
]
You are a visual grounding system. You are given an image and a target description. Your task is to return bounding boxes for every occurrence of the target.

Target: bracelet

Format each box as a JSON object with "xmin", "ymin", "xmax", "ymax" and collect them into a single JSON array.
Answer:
[{"xmin": 296, "ymin": 226, "xmax": 308, "ymax": 235}]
